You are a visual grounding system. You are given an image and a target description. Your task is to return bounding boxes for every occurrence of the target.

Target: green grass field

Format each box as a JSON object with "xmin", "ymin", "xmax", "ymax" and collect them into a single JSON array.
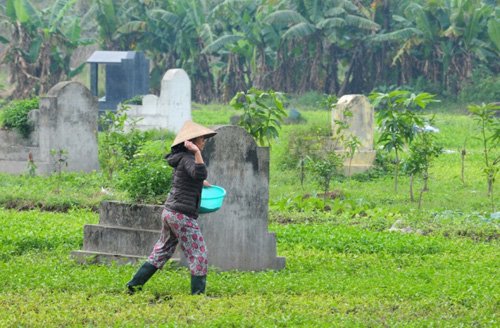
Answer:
[{"xmin": 0, "ymin": 100, "xmax": 498, "ymax": 327}]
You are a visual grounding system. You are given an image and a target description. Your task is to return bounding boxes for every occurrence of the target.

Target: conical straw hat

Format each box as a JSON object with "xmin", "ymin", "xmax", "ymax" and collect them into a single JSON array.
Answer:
[{"xmin": 171, "ymin": 120, "xmax": 217, "ymax": 148}]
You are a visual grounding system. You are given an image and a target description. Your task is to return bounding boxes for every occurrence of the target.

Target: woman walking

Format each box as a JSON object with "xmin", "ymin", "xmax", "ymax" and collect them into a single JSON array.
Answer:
[{"xmin": 127, "ymin": 120, "xmax": 216, "ymax": 295}]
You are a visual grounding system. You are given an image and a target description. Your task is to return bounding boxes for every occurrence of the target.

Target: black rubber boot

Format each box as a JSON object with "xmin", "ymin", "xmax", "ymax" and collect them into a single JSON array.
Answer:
[
  {"xmin": 191, "ymin": 275, "xmax": 206, "ymax": 295},
  {"xmin": 127, "ymin": 262, "xmax": 158, "ymax": 294}
]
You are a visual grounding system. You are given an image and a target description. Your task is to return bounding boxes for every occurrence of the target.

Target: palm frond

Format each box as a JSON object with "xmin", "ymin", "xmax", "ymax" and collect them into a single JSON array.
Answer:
[
  {"xmin": 264, "ymin": 10, "xmax": 307, "ymax": 26},
  {"xmin": 6, "ymin": 0, "xmax": 39, "ymax": 24},
  {"xmin": 202, "ymin": 34, "xmax": 243, "ymax": 54},
  {"xmin": 405, "ymin": 3, "xmax": 434, "ymax": 41},
  {"xmin": 95, "ymin": 0, "xmax": 117, "ymax": 34},
  {"xmin": 303, "ymin": 0, "xmax": 323, "ymax": 22},
  {"xmin": 317, "ymin": 17, "xmax": 345, "ymax": 30},
  {"xmin": 48, "ymin": 0, "xmax": 76, "ymax": 28},
  {"xmin": 212, "ymin": 0, "xmax": 247, "ymax": 15},
  {"xmin": 149, "ymin": 9, "xmax": 179, "ymax": 26},
  {"xmin": 340, "ymin": 0, "xmax": 359, "ymax": 14},
  {"xmin": 372, "ymin": 28, "xmax": 422, "ymax": 42},
  {"xmin": 281, "ymin": 22, "xmax": 316, "ymax": 40},
  {"xmin": 392, "ymin": 15, "xmax": 410, "ymax": 25},
  {"xmin": 66, "ymin": 17, "xmax": 81, "ymax": 43},
  {"xmin": 325, "ymin": 7, "xmax": 346, "ymax": 17},
  {"xmin": 116, "ymin": 21, "xmax": 146, "ymax": 35},
  {"xmin": 345, "ymin": 15, "xmax": 380, "ymax": 31},
  {"xmin": 199, "ymin": 23, "xmax": 214, "ymax": 45},
  {"xmin": 487, "ymin": 18, "xmax": 500, "ymax": 52}
]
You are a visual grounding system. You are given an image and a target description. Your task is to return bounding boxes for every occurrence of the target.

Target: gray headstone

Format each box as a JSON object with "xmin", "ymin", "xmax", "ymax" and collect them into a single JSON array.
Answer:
[
  {"xmin": 38, "ymin": 81, "xmax": 99, "ymax": 172},
  {"xmin": 197, "ymin": 125, "xmax": 285, "ymax": 271}
]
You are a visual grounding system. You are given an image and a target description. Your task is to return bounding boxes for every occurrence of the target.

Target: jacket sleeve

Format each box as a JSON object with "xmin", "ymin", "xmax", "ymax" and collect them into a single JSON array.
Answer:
[{"xmin": 182, "ymin": 156, "xmax": 208, "ymax": 181}]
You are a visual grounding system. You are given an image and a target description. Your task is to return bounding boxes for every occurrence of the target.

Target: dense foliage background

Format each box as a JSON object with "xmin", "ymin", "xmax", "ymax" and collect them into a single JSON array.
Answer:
[{"xmin": 0, "ymin": 0, "xmax": 499, "ymax": 102}]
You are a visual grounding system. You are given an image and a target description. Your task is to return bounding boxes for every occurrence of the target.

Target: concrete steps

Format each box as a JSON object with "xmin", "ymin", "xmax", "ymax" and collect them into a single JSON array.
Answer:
[
  {"xmin": 72, "ymin": 201, "xmax": 182, "ymax": 265},
  {"xmin": 81, "ymin": 224, "xmax": 160, "ymax": 256},
  {"xmin": 98, "ymin": 201, "xmax": 163, "ymax": 230}
]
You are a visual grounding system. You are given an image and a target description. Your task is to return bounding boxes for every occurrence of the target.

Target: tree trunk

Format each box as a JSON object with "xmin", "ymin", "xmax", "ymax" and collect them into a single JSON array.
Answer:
[
  {"xmin": 423, "ymin": 170, "xmax": 429, "ymax": 192},
  {"xmin": 309, "ymin": 38, "xmax": 323, "ymax": 91},
  {"xmin": 339, "ymin": 45, "xmax": 361, "ymax": 96},
  {"xmin": 253, "ymin": 46, "xmax": 268, "ymax": 89},
  {"xmin": 409, "ymin": 174, "xmax": 414, "ymax": 202},
  {"xmin": 324, "ymin": 44, "xmax": 339, "ymax": 94}
]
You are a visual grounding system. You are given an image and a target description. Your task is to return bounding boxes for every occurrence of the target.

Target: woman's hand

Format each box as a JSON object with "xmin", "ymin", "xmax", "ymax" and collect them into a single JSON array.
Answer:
[
  {"xmin": 185, "ymin": 140, "xmax": 204, "ymax": 164},
  {"xmin": 184, "ymin": 140, "xmax": 200, "ymax": 154}
]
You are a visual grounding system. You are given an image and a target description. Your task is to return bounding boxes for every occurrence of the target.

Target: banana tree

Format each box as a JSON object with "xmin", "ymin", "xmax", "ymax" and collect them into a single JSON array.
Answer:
[
  {"xmin": 203, "ymin": 0, "xmax": 281, "ymax": 101},
  {"xmin": 266, "ymin": 0, "xmax": 379, "ymax": 94},
  {"xmin": 116, "ymin": 0, "xmax": 216, "ymax": 102},
  {"xmin": 373, "ymin": 0, "xmax": 497, "ymax": 93},
  {"xmin": 0, "ymin": 0, "xmax": 92, "ymax": 98}
]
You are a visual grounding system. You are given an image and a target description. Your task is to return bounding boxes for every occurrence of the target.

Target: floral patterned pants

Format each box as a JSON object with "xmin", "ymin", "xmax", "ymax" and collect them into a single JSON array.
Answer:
[{"xmin": 147, "ymin": 208, "xmax": 208, "ymax": 276}]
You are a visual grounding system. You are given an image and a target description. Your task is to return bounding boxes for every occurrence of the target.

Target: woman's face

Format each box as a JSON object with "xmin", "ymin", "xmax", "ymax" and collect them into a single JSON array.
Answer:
[{"xmin": 192, "ymin": 136, "xmax": 207, "ymax": 151}]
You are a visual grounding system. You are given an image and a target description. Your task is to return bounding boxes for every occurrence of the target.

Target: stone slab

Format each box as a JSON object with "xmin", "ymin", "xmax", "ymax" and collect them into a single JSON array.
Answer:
[
  {"xmin": 98, "ymin": 201, "xmax": 163, "ymax": 230},
  {"xmin": 82, "ymin": 224, "xmax": 160, "ymax": 256}
]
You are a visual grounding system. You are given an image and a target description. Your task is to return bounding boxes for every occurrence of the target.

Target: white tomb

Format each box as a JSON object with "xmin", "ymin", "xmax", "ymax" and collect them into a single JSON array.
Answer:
[{"xmin": 125, "ymin": 69, "xmax": 192, "ymax": 133}]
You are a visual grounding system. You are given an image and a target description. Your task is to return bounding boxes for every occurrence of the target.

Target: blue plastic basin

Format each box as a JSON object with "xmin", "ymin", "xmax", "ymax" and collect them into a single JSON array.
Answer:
[{"xmin": 200, "ymin": 185, "xmax": 226, "ymax": 213}]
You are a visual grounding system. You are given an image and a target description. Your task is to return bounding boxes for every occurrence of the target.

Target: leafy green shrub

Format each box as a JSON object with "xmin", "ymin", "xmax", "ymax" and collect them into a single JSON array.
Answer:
[
  {"xmin": 230, "ymin": 88, "xmax": 287, "ymax": 147},
  {"xmin": 1, "ymin": 97, "xmax": 39, "ymax": 137},
  {"xmin": 117, "ymin": 140, "xmax": 172, "ymax": 204},
  {"xmin": 98, "ymin": 106, "xmax": 147, "ymax": 180},
  {"xmin": 282, "ymin": 126, "xmax": 325, "ymax": 169},
  {"xmin": 307, "ymin": 152, "xmax": 344, "ymax": 202},
  {"xmin": 99, "ymin": 105, "xmax": 175, "ymax": 203}
]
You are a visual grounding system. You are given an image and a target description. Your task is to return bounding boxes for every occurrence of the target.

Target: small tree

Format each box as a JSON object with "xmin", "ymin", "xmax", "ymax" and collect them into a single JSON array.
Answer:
[
  {"xmin": 345, "ymin": 135, "xmax": 361, "ymax": 177},
  {"xmin": 467, "ymin": 103, "xmax": 499, "ymax": 201},
  {"xmin": 26, "ymin": 151, "xmax": 37, "ymax": 177},
  {"xmin": 369, "ymin": 90, "xmax": 438, "ymax": 192},
  {"xmin": 460, "ymin": 138, "xmax": 468, "ymax": 185},
  {"xmin": 99, "ymin": 105, "xmax": 145, "ymax": 181},
  {"xmin": 307, "ymin": 152, "xmax": 344, "ymax": 204},
  {"xmin": 230, "ymin": 88, "xmax": 287, "ymax": 147},
  {"xmin": 50, "ymin": 148, "xmax": 68, "ymax": 194},
  {"xmin": 403, "ymin": 125, "xmax": 443, "ymax": 207}
]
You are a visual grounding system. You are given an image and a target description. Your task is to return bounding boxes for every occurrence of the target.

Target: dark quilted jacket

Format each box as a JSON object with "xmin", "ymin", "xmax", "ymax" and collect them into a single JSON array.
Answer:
[{"xmin": 164, "ymin": 151, "xmax": 207, "ymax": 219}]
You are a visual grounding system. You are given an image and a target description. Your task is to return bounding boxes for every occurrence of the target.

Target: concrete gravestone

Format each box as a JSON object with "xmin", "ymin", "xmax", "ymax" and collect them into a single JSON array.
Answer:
[
  {"xmin": 198, "ymin": 125, "xmax": 285, "ymax": 270},
  {"xmin": 331, "ymin": 94, "xmax": 376, "ymax": 174},
  {"xmin": 39, "ymin": 82, "xmax": 99, "ymax": 172},
  {"xmin": 0, "ymin": 81, "xmax": 99, "ymax": 174},
  {"xmin": 126, "ymin": 69, "xmax": 192, "ymax": 133},
  {"xmin": 72, "ymin": 125, "xmax": 285, "ymax": 271}
]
